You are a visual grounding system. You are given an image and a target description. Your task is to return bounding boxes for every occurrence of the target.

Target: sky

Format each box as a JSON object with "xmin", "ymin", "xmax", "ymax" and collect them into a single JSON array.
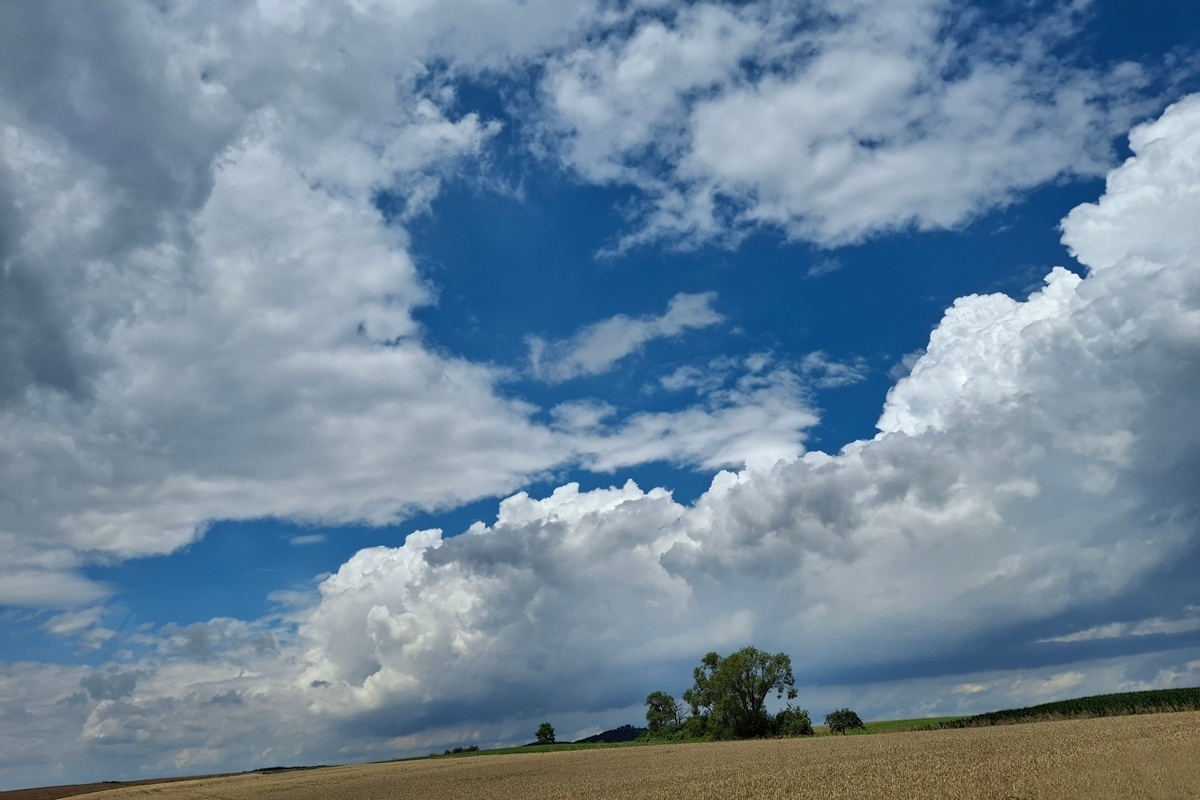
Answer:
[{"xmin": 2, "ymin": 0, "xmax": 1200, "ymax": 789}]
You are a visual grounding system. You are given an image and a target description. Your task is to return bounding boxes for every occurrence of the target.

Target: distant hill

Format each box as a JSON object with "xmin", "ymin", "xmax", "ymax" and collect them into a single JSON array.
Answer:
[
  {"xmin": 573, "ymin": 724, "xmax": 647, "ymax": 744},
  {"xmin": 934, "ymin": 687, "xmax": 1200, "ymax": 729}
]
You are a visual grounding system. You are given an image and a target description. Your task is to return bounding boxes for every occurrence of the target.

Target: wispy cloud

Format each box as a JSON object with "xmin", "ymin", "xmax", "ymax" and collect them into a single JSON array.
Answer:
[
  {"xmin": 42, "ymin": 608, "xmax": 116, "ymax": 650},
  {"xmin": 528, "ymin": 292, "xmax": 723, "ymax": 382},
  {"xmin": 806, "ymin": 258, "xmax": 844, "ymax": 279},
  {"xmin": 1039, "ymin": 607, "xmax": 1200, "ymax": 643},
  {"xmin": 800, "ymin": 351, "xmax": 869, "ymax": 389}
]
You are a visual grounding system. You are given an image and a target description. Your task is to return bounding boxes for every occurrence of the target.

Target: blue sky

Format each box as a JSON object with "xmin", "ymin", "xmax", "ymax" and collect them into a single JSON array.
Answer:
[{"xmin": 2, "ymin": 0, "xmax": 1200, "ymax": 789}]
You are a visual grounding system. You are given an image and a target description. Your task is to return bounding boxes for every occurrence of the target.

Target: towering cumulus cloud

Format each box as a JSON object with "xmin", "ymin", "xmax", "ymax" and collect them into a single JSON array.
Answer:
[
  {"xmin": 1, "ymin": 1, "xmax": 1199, "ymax": 789},
  {"xmin": 294, "ymin": 95, "xmax": 1200, "ymax": 742}
]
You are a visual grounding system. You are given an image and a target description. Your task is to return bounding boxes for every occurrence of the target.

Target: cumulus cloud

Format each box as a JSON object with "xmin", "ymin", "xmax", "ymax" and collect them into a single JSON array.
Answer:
[
  {"xmin": 2, "ymin": 1, "xmax": 1200, "ymax": 789},
  {"xmin": 1, "ymin": 91, "xmax": 1199, "ymax": 791},
  {"xmin": 0, "ymin": 3, "xmax": 818, "ymax": 607},
  {"xmin": 0, "ymin": 1, "xmax": 544, "ymax": 602},
  {"xmin": 528, "ymin": 292, "xmax": 723, "ymax": 381},
  {"xmin": 539, "ymin": 0, "xmax": 1158, "ymax": 250},
  {"xmin": 276, "ymin": 93, "xmax": 1200, "ymax": 750}
]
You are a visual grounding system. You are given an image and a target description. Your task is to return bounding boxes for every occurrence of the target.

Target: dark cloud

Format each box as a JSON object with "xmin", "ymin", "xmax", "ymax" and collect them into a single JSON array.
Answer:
[{"xmin": 80, "ymin": 669, "xmax": 143, "ymax": 701}]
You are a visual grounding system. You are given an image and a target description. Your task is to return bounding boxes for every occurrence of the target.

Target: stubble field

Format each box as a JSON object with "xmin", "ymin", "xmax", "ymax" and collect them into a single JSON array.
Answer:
[{"xmin": 77, "ymin": 711, "xmax": 1200, "ymax": 800}]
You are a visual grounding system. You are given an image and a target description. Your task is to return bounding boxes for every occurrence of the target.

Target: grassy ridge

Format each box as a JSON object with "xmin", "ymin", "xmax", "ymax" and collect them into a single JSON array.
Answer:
[
  {"xmin": 429, "ymin": 741, "xmax": 648, "ymax": 758},
  {"xmin": 827, "ymin": 716, "xmax": 968, "ymax": 735},
  {"xmin": 935, "ymin": 687, "xmax": 1200, "ymax": 728}
]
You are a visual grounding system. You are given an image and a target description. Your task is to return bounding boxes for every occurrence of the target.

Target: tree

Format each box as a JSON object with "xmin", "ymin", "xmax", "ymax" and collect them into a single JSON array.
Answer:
[
  {"xmin": 535, "ymin": 722, "xmax": 556, "ymax": 744},
  {"xmin": 825, "ymin": 708, "xmax": 865, "ymax": 735},
  {"xmin": 645, "ymin": 690, "xmax": 687, "ymax": 735},
  {"xmin": 682, "ymin": 647, "xmax": 798, "ymax": 739}
]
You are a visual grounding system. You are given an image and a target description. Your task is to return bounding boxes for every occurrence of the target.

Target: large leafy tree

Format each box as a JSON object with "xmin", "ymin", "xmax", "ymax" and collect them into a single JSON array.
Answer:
[
  {"xmin": 683, "ymin": 647, "xmax": 798, "ymax": 739},
  {"xmin": 535, "ymin": 722, "xmax": 556, "ymax": 744}
]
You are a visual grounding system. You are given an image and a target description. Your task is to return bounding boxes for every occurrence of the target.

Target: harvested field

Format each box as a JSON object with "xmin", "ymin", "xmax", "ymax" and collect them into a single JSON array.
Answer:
[{"xmin": 77, "ymin": 712, "xmax": 1200, "ymax": 800}]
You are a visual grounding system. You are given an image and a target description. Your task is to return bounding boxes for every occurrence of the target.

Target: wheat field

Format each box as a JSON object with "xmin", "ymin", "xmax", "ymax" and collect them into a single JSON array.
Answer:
[{"xmin": 83, "ymin": 711, "xmax": 1200, "ymax": 800}]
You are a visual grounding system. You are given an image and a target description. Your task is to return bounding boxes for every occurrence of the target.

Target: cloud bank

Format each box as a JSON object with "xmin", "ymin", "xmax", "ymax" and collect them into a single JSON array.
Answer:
[
  {"xmin": 0, "ymin": 1, "xmax": 817, "ymax": 608},
  {"xmin": 5, "ymin": 89, "xmax": 1197, "ymax": 788},
  {"xmin": 289, "ymin": 90, "xmax": 1200, "ymax": 755},
  {"xmin": 1, "ymin": 0, "xmax": 1199, "ymax": 790}
]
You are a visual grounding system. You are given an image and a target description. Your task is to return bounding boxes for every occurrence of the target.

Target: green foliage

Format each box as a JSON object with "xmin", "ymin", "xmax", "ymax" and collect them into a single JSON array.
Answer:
[
  {"xmin": 442, "ymin": 745, "xmax": 479, "ymax": 755},
  {"xmin": 535, "ymin": 722, "xmax": 556, "ymax": 745},
  {"xmin": 935, "ymin": 687, "xmax": 1200, "ymax": 729},
  {"xmin": 644, "ymin": 691, "xmax": 687, "ymax": 735},
  {"xmin": 771, "ymin": 704, "xmax": 814, "ymax": 737},
  {"xmin": 682, "ymin": 646, "xmax": 799, "ymax": 739},
  {"xmin": 825, "ymin": 708, "xmax": 865, "ymax": 735},
  {"xmin": 860, "ymin": 716, "xmax": 967, "ymax": 733}
]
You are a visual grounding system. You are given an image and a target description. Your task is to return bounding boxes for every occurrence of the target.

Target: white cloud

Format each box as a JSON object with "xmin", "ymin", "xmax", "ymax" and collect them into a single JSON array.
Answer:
[
  {"xmin": 277, "ymin": 92, "xmax": 1200, "ymax": 748},
  {"xmin": 1, "ymin": 4, "xmax": 1200, "ymax": 788},
  {"xmin": 539, "ymin": 0, "xmax": 1157, "ymax": 250},
  {"xmin": 43, "ymin": 608, "xmax": 116, "ymax": 650},
  {"xmin": 658, "ymin": 354, "xmax": 768, "ymax": 394},
  {"xmin": 529, "ymin": 292, "xmax": 723, "ymax": 382},
  {"xmin": 1039, "ymin": 607, "xmax": 1200, "ymax": 643},
  {"xmin": 806, "ymin": 258, "xmax": 844, "ymax": 279},
  {"xmin": 888, "ymin": 349, "xmax": 926, "ymax": 381},
  {"xmin": 565, "ymin": 365, "xmax": 817, "ymax": 471},
  {"xmin": 800, "ymin": 351, "xmax": 869, "ymax": 389},
  {"xmin": 0, "ymin": 3, "xmax": 818, "ymax": 607}
]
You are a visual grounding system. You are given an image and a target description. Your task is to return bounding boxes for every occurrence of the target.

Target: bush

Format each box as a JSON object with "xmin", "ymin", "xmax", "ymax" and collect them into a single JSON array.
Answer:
[
  {"xmin": 442, "ymin": 745, "xmax": 479, "ymax": 754},
  {"xmin": 773, "ymin": 705, "xmax": 814, "ymax": 737}
]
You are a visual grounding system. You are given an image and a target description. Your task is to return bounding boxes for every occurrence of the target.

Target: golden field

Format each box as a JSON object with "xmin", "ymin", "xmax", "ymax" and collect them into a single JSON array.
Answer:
[{"xmin": 81, "ymin": 712, "xmax": 1200, "ymax": 800}]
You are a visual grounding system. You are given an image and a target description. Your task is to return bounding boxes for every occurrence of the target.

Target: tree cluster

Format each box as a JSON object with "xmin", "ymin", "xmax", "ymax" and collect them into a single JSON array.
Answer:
[{"xmin": 645, "ymin": 646, "xmax": 814, "ymax": 741}]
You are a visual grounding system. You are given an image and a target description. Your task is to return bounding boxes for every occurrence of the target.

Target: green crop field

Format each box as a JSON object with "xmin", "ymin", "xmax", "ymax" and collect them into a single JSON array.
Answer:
[
  {"xmin": 936, "ymin": 686, "xmax": 1200, "ymax": 728},
  {"xmin": 821, "ymin": 715, "xmax": 968, "ymax": 735}
]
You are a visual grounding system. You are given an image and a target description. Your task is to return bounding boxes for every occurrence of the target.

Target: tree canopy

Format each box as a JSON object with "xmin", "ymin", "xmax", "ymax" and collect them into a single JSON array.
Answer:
[
  {"xmin": 681, "ymin": 646, "xmax": 800, "ymax": 739},
  {"xmin": 535, "ymin": 722, "xmax": 556, "ymax": 744},
  {"xmin": 644, "ymin": 690, "xmax": 687, "ymax": 736},
  {"xmin": 825, "ymin": 708, "xmax": 865, "ymax": 735}
]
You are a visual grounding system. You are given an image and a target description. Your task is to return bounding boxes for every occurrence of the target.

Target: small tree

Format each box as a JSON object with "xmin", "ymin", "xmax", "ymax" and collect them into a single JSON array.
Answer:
[
  {"xmin": 645, "ymin": 690, "xmax": 687, "ymax": 735},
  {"xmin": 535, "ymin": 722, "xmax": 556, "ymax": 745},
  {"xmin": 825, "ymin": 708, "xmax": 865, "ymax": 735}
]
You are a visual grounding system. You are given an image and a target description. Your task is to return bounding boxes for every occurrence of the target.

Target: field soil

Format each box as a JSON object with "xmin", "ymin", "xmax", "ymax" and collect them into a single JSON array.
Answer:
[{"xmin": 41, "ymin": 711, "xmax": 1200, "ymax": 799}]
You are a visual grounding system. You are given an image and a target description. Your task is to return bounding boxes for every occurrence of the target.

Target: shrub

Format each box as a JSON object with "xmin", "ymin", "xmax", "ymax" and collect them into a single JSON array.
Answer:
[{"xmin": 773, "ymin": 705, "xmax": 814, "ymax": 737}]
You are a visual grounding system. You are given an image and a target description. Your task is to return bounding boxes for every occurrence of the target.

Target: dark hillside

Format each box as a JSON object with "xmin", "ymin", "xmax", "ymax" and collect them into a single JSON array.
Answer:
[{"xmin": 574, "ymin": 724, "xmax": 647, "ymax": 743}]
